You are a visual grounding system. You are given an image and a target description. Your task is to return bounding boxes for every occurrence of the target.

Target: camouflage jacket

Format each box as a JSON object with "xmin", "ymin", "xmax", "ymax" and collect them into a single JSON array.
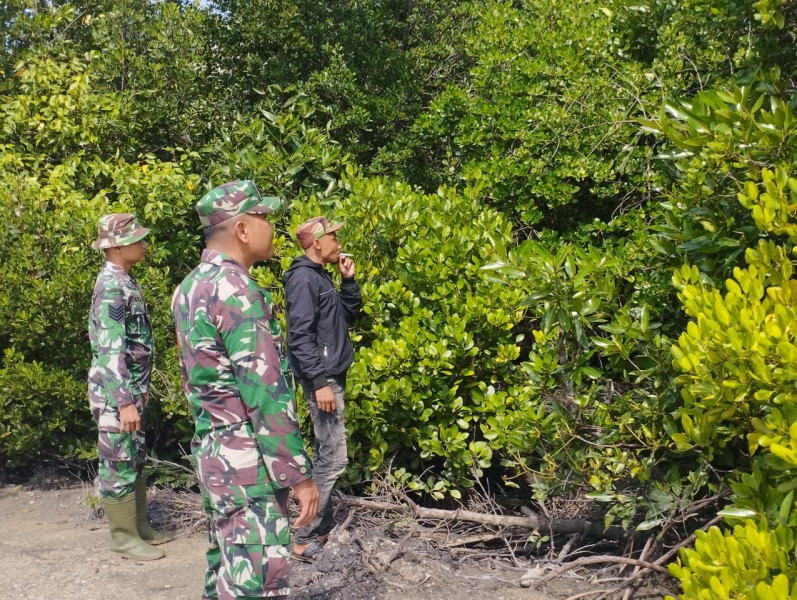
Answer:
[
  {"xmin": 171, "ymin": 249, "xmax": 312, "ymax": 489},
  {"xmin": 88, "ymin": 261, "xmax": 153, "ymax": 431}
]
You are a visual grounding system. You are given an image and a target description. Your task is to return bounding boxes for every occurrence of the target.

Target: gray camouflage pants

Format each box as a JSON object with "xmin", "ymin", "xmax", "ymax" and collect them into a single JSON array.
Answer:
[{"xmin": 295, "ymin": 375, "xmax": 348, "ymax": 546}]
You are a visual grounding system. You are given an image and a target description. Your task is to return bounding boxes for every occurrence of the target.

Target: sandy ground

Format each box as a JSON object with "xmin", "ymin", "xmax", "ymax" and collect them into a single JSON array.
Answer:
[
  {"xmin": 0, "ymin": 482, "xmax": 673, "ymax": 600},
  {"xmin": 1, "ymin": 483, "xmax": 206, "ymax": 599}
]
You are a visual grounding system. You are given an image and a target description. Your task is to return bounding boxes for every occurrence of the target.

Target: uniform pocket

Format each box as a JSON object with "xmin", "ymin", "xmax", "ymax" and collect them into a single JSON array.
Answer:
[
  {"xmin": 97, "ymin": 431, "xmax": 138, "ymax": 461},
  {"xmin": 196, "ymin": 421, "xmax": 260, "ymax": 487},
  {"xmin": 126, "ymin": 312, "xmax": 149, "ymax": 336},
  {"xmin": 211, "ymin": 486, "xmax": 290, "ymax": 595},
  {"xmin": 227, "ymin": 486, "xmax": 289, "ymax": 546},
  {"xmin": 226, "ymin": 542, "xmax": 290, "ymax": 596}
]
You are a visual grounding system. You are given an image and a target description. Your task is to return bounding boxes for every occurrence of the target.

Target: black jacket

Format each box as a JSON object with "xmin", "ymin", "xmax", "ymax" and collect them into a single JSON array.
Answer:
[{"xmin": 283, "ymin": 255, "xmax": 362, "ymax": 390}]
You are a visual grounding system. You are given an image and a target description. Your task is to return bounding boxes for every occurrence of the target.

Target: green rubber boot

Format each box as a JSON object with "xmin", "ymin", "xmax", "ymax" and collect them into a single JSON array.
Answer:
[
  {"xmin": 135, "ymin": 477, "xmax": 175, "ymax": 546},
  {"xmin": 104, "ymin": 493, "xmax": 165, "ymax": 560}
]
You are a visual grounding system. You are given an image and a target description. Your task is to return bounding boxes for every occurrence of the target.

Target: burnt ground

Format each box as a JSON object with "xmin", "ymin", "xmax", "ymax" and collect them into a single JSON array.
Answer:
[{"xmin": 0, "ymin": 471, "xmax": 678, "ymax": 600}]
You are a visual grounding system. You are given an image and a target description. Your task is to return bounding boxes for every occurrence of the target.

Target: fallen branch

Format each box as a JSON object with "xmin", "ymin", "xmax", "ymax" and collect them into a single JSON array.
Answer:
[
  {"xmin": 565, "ymin": 591, "xmax": 609, "ymax": 600},
  {"xmin": 622, "ymin": 537, "xmax": 656, "ymax": 600},
  {"xmin": 537, "ymin": 555, "xmax": 669, "ymax": 585},
  {"xmin": 444, "ymin": 532, "xmax": 504, "ymax": 548},
  {"xmin": 336, "ymin": 491, "xmax": 627, "ymax": 540},
  {"xmin": 558, "ymin": 532, "xmax": 583, "ymax": 560}
]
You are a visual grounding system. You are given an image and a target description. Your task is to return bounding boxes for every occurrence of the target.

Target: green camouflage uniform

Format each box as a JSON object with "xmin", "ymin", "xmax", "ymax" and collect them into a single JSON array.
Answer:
[
  {"xmin": 172, "ymin": 181, "xmax": 312, "ymax": 600},
  {"xmin": 88, "ymin": 214, "xmax": 152, "ymax": 499}
]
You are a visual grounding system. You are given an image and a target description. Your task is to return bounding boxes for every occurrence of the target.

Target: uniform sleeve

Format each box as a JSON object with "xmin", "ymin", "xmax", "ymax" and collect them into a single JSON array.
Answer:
[
  {"xmin": 339, "ymin": 277, "xmax": 362, "ymax": 324},
  {"xmin": 92, "ymin": 285, "xmax": 136, "ymax": 407},
  {"xmin": 213, "ymin": 286, "xmax": 312, "ymax": 488},
  {"xmin": 284, "ymin": 271, "xmax": 327, "ymax": 391},
  {"xmin": 127, "ymin": 283, "xmax": 153, "ymax": 397}
]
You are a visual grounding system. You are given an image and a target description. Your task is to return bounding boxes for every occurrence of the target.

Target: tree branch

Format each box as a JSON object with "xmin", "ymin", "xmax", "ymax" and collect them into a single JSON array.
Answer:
[{"xmin": 335, "ymin": 491, "xmax": 628, "ymax": 540}]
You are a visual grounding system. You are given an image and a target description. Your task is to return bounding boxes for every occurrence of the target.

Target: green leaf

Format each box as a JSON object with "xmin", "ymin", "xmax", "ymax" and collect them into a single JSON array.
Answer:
[
  {"xmin": 717, "ymin": 507, "xmax": 757, "ymax": 519},
  {"xmin": 635, "ymin": 518, "xmax": 664, "ymax": 531},
  {"xmin": 778, "ymin": 491, "xmax": 794, "ymax": 525},
  {"xmin": 580, "ymin": 367, "xmax": 602, "ymax": 379},
  {"xmin": 640, "ymin": 305, "xmax": 649, "ymax": 332}
]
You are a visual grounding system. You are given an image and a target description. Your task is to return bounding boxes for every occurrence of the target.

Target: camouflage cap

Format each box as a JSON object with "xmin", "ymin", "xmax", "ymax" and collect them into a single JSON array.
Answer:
[
  {"xmin": 295, "ymin": 216, "xmax": 344, "ymax": 249},
  {"xmin": 91, "ymin": 213, "xmax": 150, "ymax": 250},
  {"xmin": 196, "ymin": 180, "xmax": 283, "ymax": 228}
]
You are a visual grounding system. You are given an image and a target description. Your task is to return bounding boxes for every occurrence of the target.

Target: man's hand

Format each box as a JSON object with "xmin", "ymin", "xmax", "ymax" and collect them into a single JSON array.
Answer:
[
  {"xmin": 315, "ymin": 385, "xmax": 336, "ymax": 413},
  {"xmin": 119, "ymin": 403, "xmax": 141, "ymax": 432},
  {"xmin": 291, "ymin": 477, "xmax": 319, "ymax": 527},
  {"xmin": 338, "ymin": 255, "xmax": 355, "ymax": 278}
]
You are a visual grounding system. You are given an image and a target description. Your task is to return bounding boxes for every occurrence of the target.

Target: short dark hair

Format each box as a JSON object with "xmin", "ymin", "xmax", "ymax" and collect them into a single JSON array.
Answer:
[{"xmin": 203, "ymin": 216, "xmax": 241, "ymax": 243}]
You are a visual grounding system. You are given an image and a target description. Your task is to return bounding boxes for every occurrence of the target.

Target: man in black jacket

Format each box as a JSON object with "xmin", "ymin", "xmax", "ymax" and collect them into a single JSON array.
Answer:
[{"xmin": 284, "ymin": 216, "xmax": 362, "ymax": 561}]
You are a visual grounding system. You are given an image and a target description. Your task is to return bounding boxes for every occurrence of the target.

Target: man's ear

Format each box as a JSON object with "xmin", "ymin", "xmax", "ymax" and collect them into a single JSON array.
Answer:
[{"xmin": 233, "ymin": 218, "xmax": 248, "ymax": 243}]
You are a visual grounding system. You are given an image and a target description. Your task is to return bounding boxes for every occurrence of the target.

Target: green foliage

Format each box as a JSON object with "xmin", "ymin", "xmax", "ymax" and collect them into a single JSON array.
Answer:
[
  {"xmin": 0, "ymin": 47, "xmax": 207, "ymax": 464},
  {"xmin": 668, "ymin": 233, "xmax": 797, "ymax": 593},
  {"xmin": 85, "ymin": 0, "xmax": 212, "ymax": 154},
  {"xmin": 610, "ymin": 0, "xmax": 780, "ymax": 80},
  {"xmin": 2, "ymin": 52, "xmax": 122, "ymax": 161},
  {"xmin": 204, "ymin": 91, "xmax": 350, "ymax": 202},
  {"xmin": 0, "ymin": 348, "xmax": 91, "ymax": 466},
  {"xmin": 648, "ymin": 71, "xmax": 796, "ymax": 282},
  {"xmin": 671, "ymin": 255, "xmax": 797, "ymax": 454},
  {"xmin": 667, "ymin": 522, "xmax": 797, "ymax": 600},
  {"xmin": 328, "ymin": 175, "xmax": 527, "ymax": 496},
  {"xmin": 206, "ymin": 0, "xmax": 471, "ymax": 160},
  {"xmin": 481, "ymin": 221, "xmax": 683, "ymax": 508},
  {"xmin": 655, "ymin": 6, "xmax": 797, "ymax": 593},
  {"xmin": 378, "ymin": 0, "xmax": 657, "ymax": 226},
  {"xmin": 739, "ymin": 167, "xmax": 797, "ymax": 244},
  {"xmin": 0, "ymin": 1, "xmax": 79, "ymax": 90}
]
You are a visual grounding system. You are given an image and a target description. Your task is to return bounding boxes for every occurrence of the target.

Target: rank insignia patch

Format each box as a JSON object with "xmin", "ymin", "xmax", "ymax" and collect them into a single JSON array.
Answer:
[{"xmin": 108, "ymin": 304, "xmax": 125, "ymax": 323}]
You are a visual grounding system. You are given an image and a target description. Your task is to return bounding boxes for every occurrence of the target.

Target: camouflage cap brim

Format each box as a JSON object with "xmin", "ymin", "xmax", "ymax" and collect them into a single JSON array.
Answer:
[
  {"xmin": 246, "ymin": 197, "xmax": 284, "ymax": 216},
  {"xmin": 92, "ymin": 226, "xmax": 150, "ymax": 250},
  {"xmin": 324, "ymin": 221, "xmax": 344, "ymax": 235},
  {"xmin": 92, "ymin": 213, "xmax": 150, "ymax": 249}
]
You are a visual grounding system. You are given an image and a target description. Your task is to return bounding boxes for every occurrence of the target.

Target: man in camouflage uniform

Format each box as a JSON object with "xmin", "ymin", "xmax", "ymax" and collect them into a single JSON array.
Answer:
[
  {"xmin": 172, "ymin": 180, "xmax": 319, "ymax": 600},
  {"xmin": 89, "ymin": 213, "xmax": 173, "ymax": 561}
]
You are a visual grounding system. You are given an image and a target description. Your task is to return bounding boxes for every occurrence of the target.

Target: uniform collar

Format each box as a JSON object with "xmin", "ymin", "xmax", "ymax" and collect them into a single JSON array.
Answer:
[
  {"xmin": 201, "ymin": 249, "xmax": 252, "ymax": 278},
  {"xmin": 103, "ymin": 260, "xmax": 134, "ymax": 281}
]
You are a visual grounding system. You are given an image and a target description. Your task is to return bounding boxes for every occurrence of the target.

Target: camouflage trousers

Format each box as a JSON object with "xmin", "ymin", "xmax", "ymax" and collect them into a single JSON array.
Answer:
[
  {"xmin": 97, "ymin": 430, "xmax": 146, "ymax": 499},
  {"xmin": 200, "ymin": 463, "xmax": 292, "ymax": 599}
]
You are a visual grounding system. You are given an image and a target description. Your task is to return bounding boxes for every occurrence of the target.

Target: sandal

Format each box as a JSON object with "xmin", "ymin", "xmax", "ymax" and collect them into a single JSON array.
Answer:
[{"xmin": 290, "ymin": 540, "xmax": 325, "ymax": 563}]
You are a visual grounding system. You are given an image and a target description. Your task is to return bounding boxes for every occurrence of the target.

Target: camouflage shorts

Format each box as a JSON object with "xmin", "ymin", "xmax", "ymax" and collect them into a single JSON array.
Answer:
[
  {"xmin": 97, "ymin": 431, "xmax": 146, "ymax": 498},
  {"xmin": 201, "ymin": 464, "xmax": 291, "ymax": 599}
]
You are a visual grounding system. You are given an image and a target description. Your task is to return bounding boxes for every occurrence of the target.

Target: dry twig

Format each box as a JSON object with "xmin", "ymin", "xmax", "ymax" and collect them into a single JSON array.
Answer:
[{"xmin": 537, "ymin": 555, "xmax": 669, "ymax": 585}]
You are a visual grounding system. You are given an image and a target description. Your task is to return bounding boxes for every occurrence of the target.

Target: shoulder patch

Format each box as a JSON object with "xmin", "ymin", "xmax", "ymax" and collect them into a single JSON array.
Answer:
[{"xmin": 108, "ymin": 304, "xmax": 126, "ymax": 323}]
